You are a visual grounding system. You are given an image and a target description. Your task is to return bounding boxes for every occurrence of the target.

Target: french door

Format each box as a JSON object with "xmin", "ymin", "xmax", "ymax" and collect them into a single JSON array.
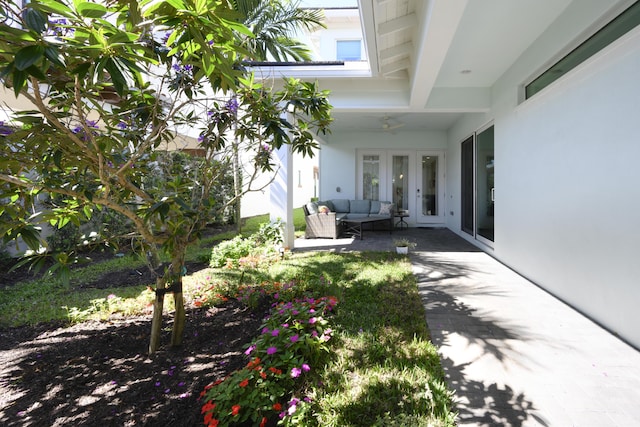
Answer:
[
  {"xmin": 358, "ymin": 150, "xmax": 445, "ymax": 226},
  {"xmin": 416, "ymin": 151, "xmax": 445, "ymax": 224}
]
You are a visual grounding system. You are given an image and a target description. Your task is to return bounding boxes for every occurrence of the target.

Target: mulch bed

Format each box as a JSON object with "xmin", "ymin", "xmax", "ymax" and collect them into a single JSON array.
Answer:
[
  {"xmin": 0, "ymin": 227, "xmax": 270, "ymax": 426},
  {"xmin": 0, "ymin": 301, "xmax": 266, "ymax": 426}
]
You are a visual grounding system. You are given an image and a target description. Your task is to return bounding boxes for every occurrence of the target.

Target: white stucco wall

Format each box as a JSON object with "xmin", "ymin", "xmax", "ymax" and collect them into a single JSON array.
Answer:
[
  {"xmin": 319, "ymin": 130, "xmax": 447, "ymax": 201},
  {"xmin": 448, "ymin": 12, "xmax": 640, "ymax": 348},
  {"xmin": 241, "ymin": 149, "xmax": 318, "ymax": 218}
]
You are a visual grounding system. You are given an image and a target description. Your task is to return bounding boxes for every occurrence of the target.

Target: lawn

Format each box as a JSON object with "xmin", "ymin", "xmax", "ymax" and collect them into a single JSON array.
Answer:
[{"xmin": 0, "ymin": 211, "xmax": 456, "ymax": 426}]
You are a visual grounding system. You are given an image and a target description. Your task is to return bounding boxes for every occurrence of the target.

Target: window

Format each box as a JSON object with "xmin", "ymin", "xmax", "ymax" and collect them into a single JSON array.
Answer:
[
  {"xmin": 336, "ymin": 40, "xmax": 362, "ymax": 61},
  {"xmin": 526, "ymin": 1, "xmax": 640, "ymax": 99}
]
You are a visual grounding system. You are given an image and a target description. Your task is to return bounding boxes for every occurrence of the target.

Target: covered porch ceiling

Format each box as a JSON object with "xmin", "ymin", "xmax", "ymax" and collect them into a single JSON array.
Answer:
[
  {"xmin": 254, "ymin": 1, "xmax": 628, "ymax": 139},
  {"xmin": 323, "ymin": 0, "xmax": 575, "ymax": 137}
]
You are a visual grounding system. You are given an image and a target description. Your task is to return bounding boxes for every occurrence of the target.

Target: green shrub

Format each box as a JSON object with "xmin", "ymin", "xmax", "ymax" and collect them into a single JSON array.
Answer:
[
  {"xmin": 209, "ymin": 235, "xmax": 256, "ymax": 268},
  {"xmin": 209, "ymin": 221, "xmax": 284, "ymax": 268}
]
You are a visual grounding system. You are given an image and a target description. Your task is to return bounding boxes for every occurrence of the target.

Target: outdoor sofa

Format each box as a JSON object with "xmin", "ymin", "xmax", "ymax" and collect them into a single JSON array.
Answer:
[{"xmin": 303, "ymin": 199, "xmax": 395, "ymax": 239}]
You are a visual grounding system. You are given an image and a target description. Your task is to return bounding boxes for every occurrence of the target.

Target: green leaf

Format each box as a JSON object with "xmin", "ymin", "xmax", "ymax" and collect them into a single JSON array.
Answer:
[
  {"xmin": 52, "ymin": 150, "xmax": 63, "ymax": 168},
  {"xmin": 12, "ymin": 69, "xmax": 27, "ymax": 97},
  {"xmin": 23, "ymin": 8, "xmax": 47, "ymax": 33},
  {"xmin": 77, "ymin": 2, "xmax": 107, "ymax": 18},
  {"xmin": 33, "ymin": 0, "xmax": 74, "ymax": 17},
  {"xmin": 15, "ymin": 45, "xmax": 44, "ymax": 71},
  {"xmin": 104, "ymin": 58, "xmax": 127, "ymax": 96},
  {"xmin": 83, "ymin": 205, "xmax": 93, "ymax": 220},
  {"xmin": 17, "ymin": 226, "xmax": 43, "ymax": 250},
  {"xmin": 44, "ymin": 46, "xmax": 66, "ymax": 67},
  {"xmin": 73, "ymin": 62, "xmax": 91, "ymax": 80}
]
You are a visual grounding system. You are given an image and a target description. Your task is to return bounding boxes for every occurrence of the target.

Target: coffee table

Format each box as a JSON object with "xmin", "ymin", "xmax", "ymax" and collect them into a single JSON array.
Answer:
[{"xmin": 341, "ymin": 217, "xmax": 393, "ymax": 240}]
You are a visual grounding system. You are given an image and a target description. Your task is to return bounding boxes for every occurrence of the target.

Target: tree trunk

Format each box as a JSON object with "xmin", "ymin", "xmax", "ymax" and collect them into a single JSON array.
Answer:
[
  {"xmin": 149, "ymin": 275, "xmax": 165, "ymax": 354},
  {"xmin": 233, "ymin": 139, "xmax": 242, "ymax": 233},
  {"xmin": 169, "ymin": 250, "xmax": 186, "ymax": 348},
  {"xmin": 171, "ymin": 283, "xmax": 185, "ymax": 347}
]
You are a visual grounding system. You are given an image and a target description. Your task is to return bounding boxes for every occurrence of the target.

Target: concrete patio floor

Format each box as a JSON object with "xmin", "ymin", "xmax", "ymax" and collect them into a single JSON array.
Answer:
[{"xmin": 293, "ymin": 228, "xmax": 640, "ymax": 426}]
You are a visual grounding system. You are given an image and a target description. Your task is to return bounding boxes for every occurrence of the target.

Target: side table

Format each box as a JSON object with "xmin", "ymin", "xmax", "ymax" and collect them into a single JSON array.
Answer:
[{"xmin": 395, "ymin": 211, "xmax": 409, "ymax": 229}]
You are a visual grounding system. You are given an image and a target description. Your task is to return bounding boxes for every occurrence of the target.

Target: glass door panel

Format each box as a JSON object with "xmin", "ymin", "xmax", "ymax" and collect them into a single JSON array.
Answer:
[
  {"xmin": 417, "ymin": 151, "xmax": 445, "ymax": 224},
  {"xmin": 392, "ymin": 155, "xmax": 409, "ymax": 212},
  {"xmin": 476, "ymin": 126, "xmax": 494, "ymax": 243},
  {"xmin": 461, "ymin": 136, "xmax": 474, "ymax": 235},
  {"xmin": 362, "ymin": 154, "xmax": 380, "ymax": 200},
  {"xmin": 421, "ymin": 155, "xmax": 438, "ymax": 216}
]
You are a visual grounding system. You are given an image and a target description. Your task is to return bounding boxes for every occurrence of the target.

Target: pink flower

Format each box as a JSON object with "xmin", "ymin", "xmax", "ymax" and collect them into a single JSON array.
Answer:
[
  {"xmin": 309, "ymin": 317, "xmax": 317, "ymax": 324},
  {"xmin": 291, "ymin": 367, "xmax": 301, "ymax": 378},
  {"xmin": 302, "ymin": 363, "xmax": 310, "ymax": 372}
]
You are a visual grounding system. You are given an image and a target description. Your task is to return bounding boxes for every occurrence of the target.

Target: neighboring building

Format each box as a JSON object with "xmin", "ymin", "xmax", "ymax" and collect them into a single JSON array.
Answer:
[{"xmin": 257, "ymin": 0, "xmax": 640, "ymax": 350}]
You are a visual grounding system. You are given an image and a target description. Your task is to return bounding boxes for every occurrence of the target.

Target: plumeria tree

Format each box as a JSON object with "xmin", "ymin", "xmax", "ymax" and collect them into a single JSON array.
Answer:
[{"xmin": 0, "ymin": 0, "xmax": 331, "ymax": 353}]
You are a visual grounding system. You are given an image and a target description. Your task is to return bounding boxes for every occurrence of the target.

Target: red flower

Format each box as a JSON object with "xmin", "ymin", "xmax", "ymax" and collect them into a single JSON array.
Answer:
[
  {"xmin": 260, "ymin": 371, "xmax": 267, "ymax": 379},
  {"xmin": 231, "ymin": 404, "xmax": 241, "ymax": 416},
  {"xmin": 272, "ymin": 402, "xmax": 282, "ymax": 411},
  {"xmin": 260, "ymin": 416, "xmax": 268, "ymax": 427},
  {"xmin": 239, "ymin": 378, "xmax": 249, "ymax": 388},
  {"xmin": 201, "ymin": 401, "xmax": 216, "ymax": 414},
  {"xmin": 204, "ymin": 411, "xmax": 218, "ymax": 425}
]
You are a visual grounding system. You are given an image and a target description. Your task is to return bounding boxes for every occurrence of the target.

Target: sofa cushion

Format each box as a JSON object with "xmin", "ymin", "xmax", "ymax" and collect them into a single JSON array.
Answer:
[
  {"xmin": 369, "ymin": 200, "xmax": 381, "ymax": 214},
  {"xmin": 332, "ymin": 199, "xmax": 350, "ymax": 213},
  {"xmin": 345, "ymin": 213, "xmax": 369, "ymax": 219},
  {"xmin": 350, "ymin": 199, "xmax": 370, "ymax": 214},
  {"xmin": 305, "ymin": 202, "xmax": 318, "ymax": 215}
]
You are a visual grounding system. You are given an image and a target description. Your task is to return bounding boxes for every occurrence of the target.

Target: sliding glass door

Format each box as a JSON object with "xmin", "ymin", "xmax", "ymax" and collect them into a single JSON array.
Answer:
[
  {"xmin": 461, "ymin": 125, "xmax": 494, "ymax": 246},
  {"xmin": 476, "ymin": 126, "xmax": 494, "ymax": 243}
]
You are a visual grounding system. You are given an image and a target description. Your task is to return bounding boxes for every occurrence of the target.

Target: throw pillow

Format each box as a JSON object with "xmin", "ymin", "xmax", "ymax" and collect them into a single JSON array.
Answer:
[
  {"xmin": 318, "ymin": 205, "xmax": 330, "ymax": 214},
  {"xmin": 378, "ymin": 202, "xmax": 392, "ymax": 215}
]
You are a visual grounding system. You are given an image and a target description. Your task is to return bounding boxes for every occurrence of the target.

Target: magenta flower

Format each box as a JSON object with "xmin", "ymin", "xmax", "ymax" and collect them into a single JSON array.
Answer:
[
  {"xmin": 290, "ymin": 334, "xmax": 299, "ymax": 343},
  {"xmin": 302, "ymin": 364, "xmax": 310, "ymax": 372},
  {"xmin": 271, "ymin": 329, "xmax": 280, "ymax": 337},
  {"xmin": 309, "ymin": 317, "xmax": 317, "ymax": 324},
  {"xmin": 244, "ymin": 345, "xmax": 256, "ymax": 355},
  {"xmin": 267, "ymin": 346, "xmax": 277, "ymax": 355},
  {"xmin": 290, "ymin": 367, "xmax": 301, "ymax": 378}
]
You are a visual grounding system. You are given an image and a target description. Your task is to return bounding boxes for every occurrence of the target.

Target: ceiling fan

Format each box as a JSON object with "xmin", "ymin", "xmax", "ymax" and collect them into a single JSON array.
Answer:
[{"xmin": 380, "ymin": 115, "xmax": 405, "ymax": 132}]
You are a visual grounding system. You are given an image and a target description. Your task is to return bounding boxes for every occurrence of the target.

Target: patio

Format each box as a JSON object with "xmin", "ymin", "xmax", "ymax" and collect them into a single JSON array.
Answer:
[{"xmin": 294, "ymin": 228, "xmax": 640, "ymax": 426}]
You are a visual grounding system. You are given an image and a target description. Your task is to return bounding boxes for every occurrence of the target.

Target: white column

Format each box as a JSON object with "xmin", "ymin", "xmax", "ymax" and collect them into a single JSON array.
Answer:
[{"xmin": 270, "ymin": 144, "xmax": 295, "ymax": 249}]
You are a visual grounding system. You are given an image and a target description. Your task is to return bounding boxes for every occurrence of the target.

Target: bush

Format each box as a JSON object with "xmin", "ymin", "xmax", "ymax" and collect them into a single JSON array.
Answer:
[
  {"xmin": 209, "ymin": 235, "xmax": 256, "ymax": 268},
  {"xmin": 209, "ymin": 221, "xmax": 284, "ymax": 268}
]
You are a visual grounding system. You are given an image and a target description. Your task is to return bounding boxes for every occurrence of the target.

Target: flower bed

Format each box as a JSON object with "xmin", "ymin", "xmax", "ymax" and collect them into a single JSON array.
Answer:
[{"xmin": 200, "ymin": 287, "xmax": 338, "ymax": 426}]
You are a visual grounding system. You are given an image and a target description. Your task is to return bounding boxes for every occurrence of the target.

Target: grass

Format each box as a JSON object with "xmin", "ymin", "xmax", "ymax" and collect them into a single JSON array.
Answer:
[
  {"xmin": 0, "ymin": 210, "xmax": 457, "ymax": 425},
  {"xmin": 269, "ymin": 252, "xmax": 456, "ymax": 426}
]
